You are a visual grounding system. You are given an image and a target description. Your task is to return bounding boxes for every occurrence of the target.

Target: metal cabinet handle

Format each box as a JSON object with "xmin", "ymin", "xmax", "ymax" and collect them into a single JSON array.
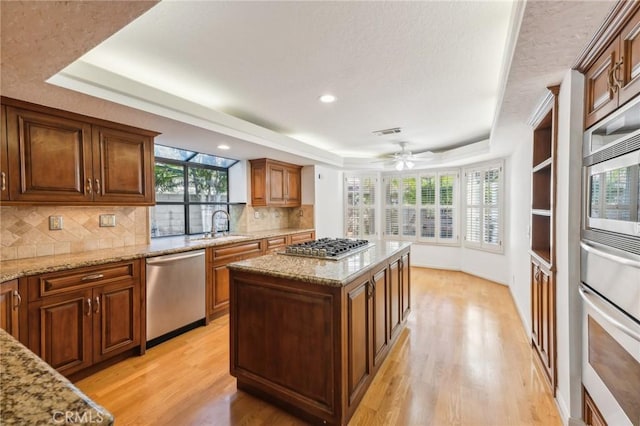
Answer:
[
  {"xmin": 1, "ymin": 172, "xmax": 6, "ymax": 191},
  {"xmin": 81, "ymin": 273, "xmax": 104, "ymax": 281},
  {"xmin": 86, "ymin": 178, "xmax": 93, "ymax": 194},
  {"xmin": 95, "ymin": 178, "xmax": 101, "ymax": 194},
  {"xmin": 86, "ymin": 298, "xmax": 92, "ymax": 316},
  {"xmin": 12, "ymin": 290, "xmax": 21, "ymax": 310},
  {"xmin": 94, "ymin": 296, "xmax": 100, "ymax": 314},
  {"xmin": 612, "ymin": 57, "xmax": 624, "ymax": 90}
]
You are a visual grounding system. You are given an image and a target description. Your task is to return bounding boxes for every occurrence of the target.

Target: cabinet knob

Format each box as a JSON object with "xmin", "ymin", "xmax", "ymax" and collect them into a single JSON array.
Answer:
[
  {"xmin": 86, "ymin": 298, "xmax": 92, "ymax": 316},
  {"xmin": 12, "ymin": 290, "xmax": 21, "ymax": 310},
  {"xmin": 95, "ymin": 178, "xmax": 101, "ymax": 195},
  {"xmin": 613, "ymin": 57, "xmax": 624, "ymax": 90},
  {"xmin": 94, "ymin": 296, "xmax": 100, "ymax": 314},
  {"xmin": 1, "ymin": 172, "xmax": 5, "ymax": 191},
  {"xmin": 81, "ymin": 273, "xmax": 104, "ymax": 281},
  {"xmin": 86, "ymin": 178, "xmax": 93, "ymax": 195}
]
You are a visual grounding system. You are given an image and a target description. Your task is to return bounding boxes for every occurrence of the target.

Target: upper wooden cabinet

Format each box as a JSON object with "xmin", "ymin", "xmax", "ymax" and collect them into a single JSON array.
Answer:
[
  {"xmin": 1, "ymin": 97, "xmax": 157, "ymax": 205},
  {"xmin": 582, "ymin": 4, "xmax": 640, "ymax": 128},
  {"xmin": 249, "ymin": 158, "xmax": 302, "ymax": 207}
]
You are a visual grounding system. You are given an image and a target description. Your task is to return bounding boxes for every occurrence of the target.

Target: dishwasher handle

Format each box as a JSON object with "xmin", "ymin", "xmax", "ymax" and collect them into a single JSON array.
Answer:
[{"xmin": 146, "ymin": 250, "xmax": 205, "ymax": 265}]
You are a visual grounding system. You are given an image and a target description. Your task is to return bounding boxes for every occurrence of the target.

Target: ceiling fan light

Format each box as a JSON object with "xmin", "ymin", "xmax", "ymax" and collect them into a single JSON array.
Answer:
[
  {"xmin": 395, "ymin": 161, "xmax": 404, "ymax": 171},
  {"xmin": 406, "ymin": 160, "xmax": 415, "ymax": 169}
]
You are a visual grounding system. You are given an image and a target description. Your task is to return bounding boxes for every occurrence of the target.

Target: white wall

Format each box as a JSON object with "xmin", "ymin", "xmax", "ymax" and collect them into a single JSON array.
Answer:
[
  {"xmin": 554, "ymin": 69, "xmax": 584, "ymax": 424},
  {"xmin": 314, "ymin": 165, "xmax": 343, "ymax": 238},
  {"xmin": 301, "ymin": 165, "xmax": 315, "ymax": 205},
  {"xmin": 228, "ymin": 160, "xmax": 248, "ymax": 203},
  {"xmin": 410, "ymin": 245, "xmax": 461, "ymax": 270},
  {"xmin": 505, "ymin": 122, "xmax": 534, "ymax": 330}
]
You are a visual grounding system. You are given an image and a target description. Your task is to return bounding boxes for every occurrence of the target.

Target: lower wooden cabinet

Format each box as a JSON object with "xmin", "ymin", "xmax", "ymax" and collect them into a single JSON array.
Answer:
[
  {"xmin": 583, "ymin": 387, "xmax": 607, "ymax": 426},
  {"xmin": 207, "ymin": 240, "xmax": 264, "ymax": 319},
  {"xmin": 371, "ymin": 266, "xmax": 389, "ymax": 367},
  {"xmin": 346, "ymin": 276, "xmax": 372, "ymax": 405},
  {"xmin": 530, "ymin": 257, "xmax": 556, "ymax": 393},
  {"xmin": 25, "ymin": 260, "xmax": 143, "ymax": 377},
  {"xmin": 0, "ymin": 279, "xmax": 21, "ymax": 339}
]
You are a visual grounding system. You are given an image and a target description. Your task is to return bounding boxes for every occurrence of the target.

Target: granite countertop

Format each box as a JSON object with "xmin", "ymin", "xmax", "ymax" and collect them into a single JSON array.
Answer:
[
  {"xmin": 0, "ymin": 329, "xmax": 113, "ymax": 425},
  {"xmin": 0, "ymin": 228, "xmax": 314, "ymax": 282},
  {"xmin": 227, "ymin": 240, "xmax": 411, "ymax": 286}
]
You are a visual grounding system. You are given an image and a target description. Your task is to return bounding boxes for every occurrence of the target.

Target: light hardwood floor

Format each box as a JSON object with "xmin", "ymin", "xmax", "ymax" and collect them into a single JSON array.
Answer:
[{"xmin": 76, "ymin": 268, "xmax": 561, "ymax": 426}]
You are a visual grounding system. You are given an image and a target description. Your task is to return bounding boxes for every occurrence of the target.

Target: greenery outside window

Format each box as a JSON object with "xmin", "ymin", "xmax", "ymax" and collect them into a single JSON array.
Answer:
[{"xmin": 151, "ymin": 145, "xmax": 237, "ymax": 237}]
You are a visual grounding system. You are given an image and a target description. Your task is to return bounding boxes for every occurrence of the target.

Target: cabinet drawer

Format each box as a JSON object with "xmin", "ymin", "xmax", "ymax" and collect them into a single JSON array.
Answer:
[
  {"xmin": 290, "ymin": 231, "xmax": 315, "ymax": 244},
  {"xmin": 212, "ymin": 241, "xmax": 263, "ymax": 263},
  {"xmin": 266, "ymin": 236, "xmax": 288, "ymax": 249},
  {"xmin": 28, "ymin": 261, "xmax": 138, "ymax": 301}
]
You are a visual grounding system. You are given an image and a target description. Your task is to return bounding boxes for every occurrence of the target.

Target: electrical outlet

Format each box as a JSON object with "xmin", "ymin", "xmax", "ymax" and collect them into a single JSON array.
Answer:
[
  {"xmin": 49, "ymin": 216, "xmax": 63, "ymax": 231},
  {"xmin": 99, "ymin": 214, "xmax": 117, "ymax": 227},
  {"xmin": 298, "ymin": 209, "xmax": 304, "ymax": 217},
  {"xmin": 254, "ymin": 211, "xmax": 261, "ymax": 219}
]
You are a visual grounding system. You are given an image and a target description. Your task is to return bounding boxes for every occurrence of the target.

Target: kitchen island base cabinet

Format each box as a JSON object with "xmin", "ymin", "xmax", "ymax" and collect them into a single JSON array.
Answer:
[{"xmin": 230, "ymin": 246, "xmax": 411, "ymax": 425}]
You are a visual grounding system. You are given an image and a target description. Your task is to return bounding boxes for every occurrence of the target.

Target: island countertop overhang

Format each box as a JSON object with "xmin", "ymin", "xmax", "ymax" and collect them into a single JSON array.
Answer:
[{"xmin": 227, "ymin": 240, "xmax": 411, "ymax": 286}]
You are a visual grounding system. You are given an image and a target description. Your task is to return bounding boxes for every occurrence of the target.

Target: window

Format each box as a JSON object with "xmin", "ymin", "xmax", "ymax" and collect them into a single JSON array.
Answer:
[
  {"xmin": 344, "ymin": 174, "xmax": 377, "ymax": 238},
  {"xmin": 151, "ymin": 145, "xmax": 238, "ymax": 237},
  {"xmin": 383, "ymin": 171, "xmax": 459, "ymax": 244},
  {"xmin": 464, "ymin": 161, "xmax": 503, "ymax": 252}
]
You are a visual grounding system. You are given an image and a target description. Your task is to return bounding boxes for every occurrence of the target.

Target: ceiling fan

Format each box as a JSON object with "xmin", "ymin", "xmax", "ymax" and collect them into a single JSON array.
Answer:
[{"xmin": 382, "ymin": 142, "xmax": 434, "ymax": 170}]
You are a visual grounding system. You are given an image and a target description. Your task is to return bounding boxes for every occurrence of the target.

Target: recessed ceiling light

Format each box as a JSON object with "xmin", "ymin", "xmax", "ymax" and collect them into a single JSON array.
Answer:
[
  {"xmin": 319, "ymin": 94, "xmax": 336, "ymax": 103},
  {"xmin": 218, "ymin": 144, "xmax": 230, "ymax": 150}
]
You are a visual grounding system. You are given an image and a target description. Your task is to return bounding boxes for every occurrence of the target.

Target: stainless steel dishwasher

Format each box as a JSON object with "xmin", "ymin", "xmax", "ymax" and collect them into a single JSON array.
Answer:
[{"xmin": 146, "ymin": 250, "xmax": 206, "ymax": 347}]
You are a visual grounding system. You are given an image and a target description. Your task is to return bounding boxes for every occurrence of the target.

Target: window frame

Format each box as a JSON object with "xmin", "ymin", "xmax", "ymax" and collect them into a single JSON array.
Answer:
[
  {"xmin": 463, "ymin": 160, "xmax": 504, "ymax": 253},
  {"xmin": 151, "ymin": 156, "xmax": 232, "ymax": 238}
]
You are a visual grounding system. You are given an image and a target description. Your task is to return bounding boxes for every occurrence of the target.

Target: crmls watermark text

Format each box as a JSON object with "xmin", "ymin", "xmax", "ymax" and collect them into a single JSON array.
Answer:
[{"xmin": 52, "ymin": 410, "xmax": 105, "ymax": 424}]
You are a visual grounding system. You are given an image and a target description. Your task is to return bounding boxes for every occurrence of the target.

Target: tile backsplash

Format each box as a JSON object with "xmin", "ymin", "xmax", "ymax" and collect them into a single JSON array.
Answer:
[
  {"xmin": 230, "ymin": 204, "xmax": 314, "ymax": 233},
  {"xmin": 0, "ymin": 206, "xmax": 149, "ymax": 261}
]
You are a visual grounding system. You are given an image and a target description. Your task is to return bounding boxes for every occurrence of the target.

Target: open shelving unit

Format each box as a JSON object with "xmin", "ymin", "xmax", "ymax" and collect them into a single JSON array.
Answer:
[{"xmin": 529, "ymin": 85, "xmax": 559, "ymax": 395}]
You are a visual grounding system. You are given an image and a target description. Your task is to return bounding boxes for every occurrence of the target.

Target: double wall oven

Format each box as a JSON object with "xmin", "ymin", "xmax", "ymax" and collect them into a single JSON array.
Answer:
[{"xmin": 581, "ymin": 97, "xmax": 640, "ymax": 426}]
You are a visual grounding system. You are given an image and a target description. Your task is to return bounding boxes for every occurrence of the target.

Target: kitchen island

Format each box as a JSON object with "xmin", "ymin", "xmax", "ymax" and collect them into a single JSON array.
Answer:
[{"xmin": 227, "ymin": 240, "xmax": 411, "ymax": 425}]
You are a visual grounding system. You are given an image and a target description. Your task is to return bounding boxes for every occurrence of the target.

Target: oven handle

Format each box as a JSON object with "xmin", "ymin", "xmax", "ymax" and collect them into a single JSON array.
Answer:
[
  {"xmin": 579, "ymin": 284, "xmax": 640, "ymax": 342},
  {"xmin": 580, "ymin": 241, "xmax": 640, "ymax": 269}
]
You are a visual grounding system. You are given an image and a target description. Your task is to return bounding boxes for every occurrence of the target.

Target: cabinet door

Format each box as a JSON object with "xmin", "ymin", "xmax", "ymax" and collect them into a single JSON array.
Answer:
[
  {"xmin": 28, "ymin": 290, "xmax": 93, "ymax": 375},
  {"xmin": 1, "ymin": 106, "xmax": 9, "ymax": 201},
  {"xmin": 388, "ymin": 258, "xmax": 402, "ymax": 341},
  {"xmin": 285, "ymin": 167, "xmax": 301, "ymax": 206},
  {"xmin": 93, "ymin": 280, "xmax": 140, "ymax": 363},
  {"xmin": 289, "ymin": 231, "xmax": 316, "ymax": 244},
  {"xmin": 540, "ymin": 271, "xmax": 554, "ymax": 371},
  {"xmin": 400, "ymin": 253, "xmax": 411, "ymax": 320},
  {"xmin": 585, "ymin": 41, "xmax": 620, "ymax": 129},
  {"xmin": 268, "ymin": 163, "xmax": 286, "ymax": 205},
  {"xmin": 92, "ymin": 126, "xmax": 154, "ymax": 205},
  {"xmin": 210, "ymin": 264, "xmax": 231, "ymax": 315},
  {"xmin": 6, "ymin": 106, "xmax": 93, "ymax": 202},
  {"xmin": 250, "ymin": 160, "xmax": 267, "ymax": 206},
  {"xmin": 371, "ymin": 268, "xmax": 388, "ymax": 367},
  {"xmin": 0, "ymin": 280, "xmax": 20, "ymax": 338},
  {"xmin": 531, "ymin": 263, "xmax": 541, "ymax": 347},
  {"xmin": 619, "ymin": 11, "xmax": 640, "ymax": 105},
  {"xmin": 346, "ymin": 277, "xmax": 371, "ymax": 406}
]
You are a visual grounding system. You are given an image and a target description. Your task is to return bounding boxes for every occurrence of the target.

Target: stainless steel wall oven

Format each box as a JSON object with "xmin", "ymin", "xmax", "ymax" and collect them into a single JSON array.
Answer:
[{"xmin": 581, "ymin": 96, "xmax": 640, "ymax": 426}]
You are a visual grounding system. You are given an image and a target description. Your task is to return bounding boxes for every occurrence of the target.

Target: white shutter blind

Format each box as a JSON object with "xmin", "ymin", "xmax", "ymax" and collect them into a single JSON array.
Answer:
[
  {"xmin": 464, "ymin": 162, "xmax": 503, "ymax": 252},
  {"xmin": 344, "ymin": 174, "xmax": 377, "ymax": 238},
  {"xmin": 384, "ymin": 176, "xmax": 400, "ymax": 237},
  {"xmin": 402, "ymin": 175, "xmax": 417, "ymax": 238},
  {"xmin": 465, "ymin": 170, "xmax": 482, "ymax": 244},
  {"xmin": 439, "ymin": 173, "xmax": 456, "ymax": 241},
  {"xmin": 419, "ymin": 174, "xmax": 436, "ymax": 240}
]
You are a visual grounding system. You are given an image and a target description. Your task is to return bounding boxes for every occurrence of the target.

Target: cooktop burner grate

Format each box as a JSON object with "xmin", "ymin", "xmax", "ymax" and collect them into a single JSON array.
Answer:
[{"xmin": 281, "ymin": 238, "xmax": 373, "ymax": 260}]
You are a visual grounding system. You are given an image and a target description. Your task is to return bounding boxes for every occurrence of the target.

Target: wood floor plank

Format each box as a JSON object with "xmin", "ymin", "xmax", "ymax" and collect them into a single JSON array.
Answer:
[{"xmin": 76, "ymin": 267, "xmax": 561, "ymax": 425}]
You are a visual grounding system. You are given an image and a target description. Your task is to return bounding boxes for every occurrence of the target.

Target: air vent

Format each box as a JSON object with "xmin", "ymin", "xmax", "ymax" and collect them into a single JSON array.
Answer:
[{"xmin": 372, "ymin": 127, "xmax": 402, "ymax": 136}]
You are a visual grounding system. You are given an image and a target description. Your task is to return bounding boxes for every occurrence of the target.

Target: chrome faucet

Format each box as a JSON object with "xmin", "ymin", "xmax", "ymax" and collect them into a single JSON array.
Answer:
[{"xmin": 211, "ymin": 209, "xmax": 231, "ymax": 238}]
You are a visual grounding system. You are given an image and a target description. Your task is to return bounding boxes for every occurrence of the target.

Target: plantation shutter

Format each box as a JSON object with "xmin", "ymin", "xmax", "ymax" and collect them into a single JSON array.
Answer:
[{"xmin": 344, "ymin": 174, "xmax": 378, "ymax": 238}]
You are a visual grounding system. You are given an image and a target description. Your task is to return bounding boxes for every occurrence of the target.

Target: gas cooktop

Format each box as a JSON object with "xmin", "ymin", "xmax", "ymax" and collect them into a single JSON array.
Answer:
[{"xmin": 281, "ymin": 238, "xmax": 373, "ymax": 260}]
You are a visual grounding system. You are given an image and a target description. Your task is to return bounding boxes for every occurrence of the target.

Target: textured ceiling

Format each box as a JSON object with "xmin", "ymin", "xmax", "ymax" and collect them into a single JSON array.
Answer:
[{"xmin": 51, "ymin": 1, "xmax": 514, "ymax": 160}]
